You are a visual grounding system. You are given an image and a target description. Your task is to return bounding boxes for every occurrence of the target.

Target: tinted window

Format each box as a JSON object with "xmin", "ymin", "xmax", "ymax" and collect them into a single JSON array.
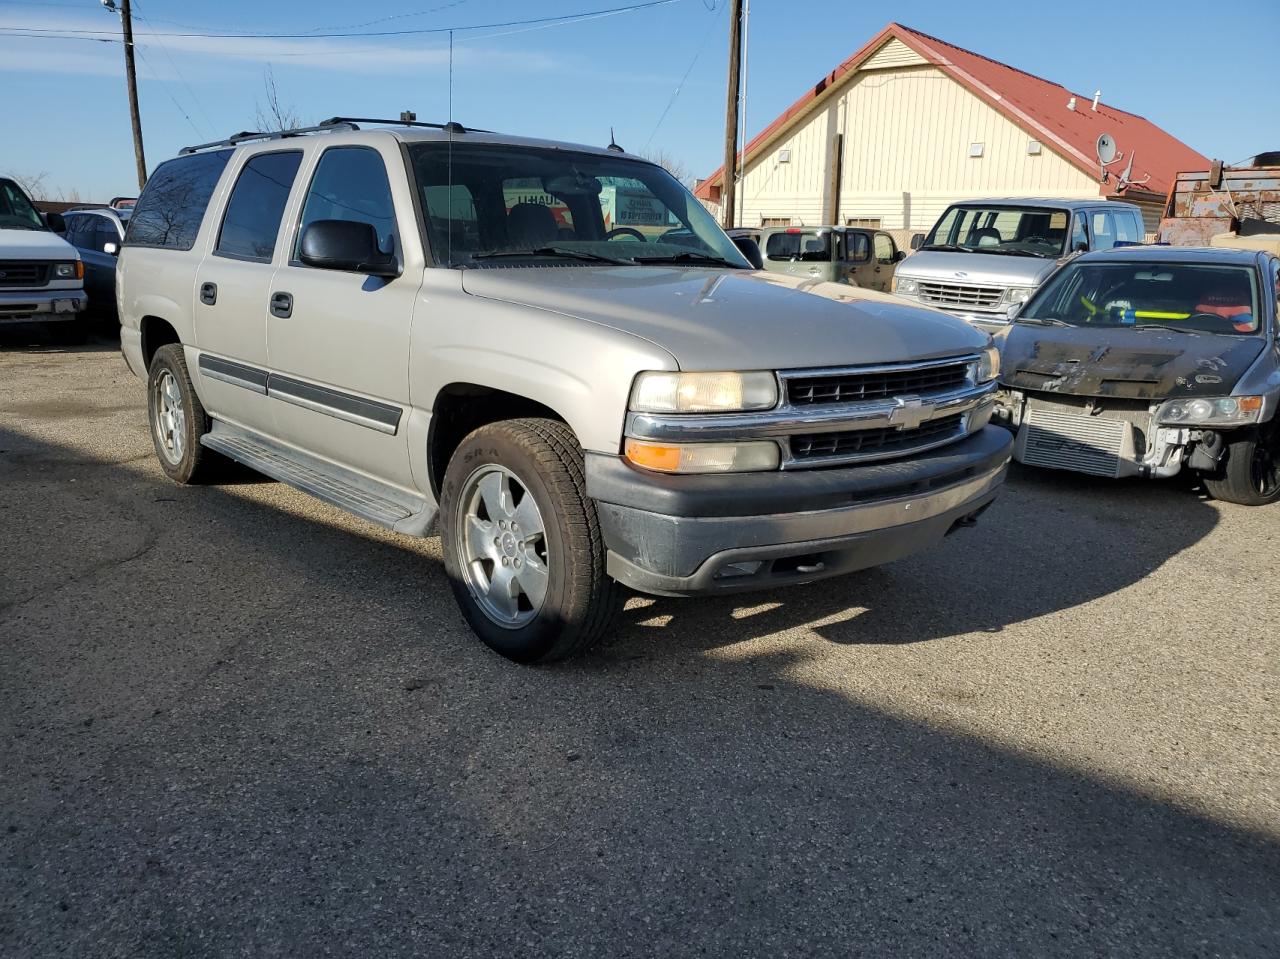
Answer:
[
  {"xmin": 62, "ymin": 214, "xmax": 89, "ymax": 246},
  {"xmin": 1115, "ymin": 211, "xmax": 1143, "ymax": 245},
  {"xmin": 296, "ymin": 147, "xmax": 396, "ymax": 259},
  {"xmin": 125, "ymin": 150, "xmax": 231, "ymax": 250},
  {"xmin": 842, "ymin": 232, "xmax": 869, "ymax": 262},
  {"xmin": 766, "ymin": 231, "xmax": 831, "ymax": 262},
  {"xmin": 1091, "ymin": 211, "xmax": 1118, "ymax": 251},
  {"xmin": 216, "ymin": 151, "xmax": 302, "ymax": 261},
  {"xmin": 94, "ymin": 220, "xmax": 120, "ymax": 251}
]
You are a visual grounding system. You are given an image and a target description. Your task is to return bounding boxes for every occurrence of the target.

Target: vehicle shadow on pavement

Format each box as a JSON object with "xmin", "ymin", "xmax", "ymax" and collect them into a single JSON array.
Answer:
[
  {"xmin": 3, "ymin": 424, "xmax": 1275, "ymax": 957},
  {"xmin": 0, "ymin": 325, "xmax": 120, "ymax": 354},
  {"xmin": 606, "ymin": 462, "xmax": 1219, "ymax": 651}
]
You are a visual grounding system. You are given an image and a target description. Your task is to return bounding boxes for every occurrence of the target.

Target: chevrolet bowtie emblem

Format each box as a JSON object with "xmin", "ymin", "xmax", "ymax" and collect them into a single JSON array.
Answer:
[{"xmin": 887, "ymin": 397, "xmax": 935, "ymax": 431}]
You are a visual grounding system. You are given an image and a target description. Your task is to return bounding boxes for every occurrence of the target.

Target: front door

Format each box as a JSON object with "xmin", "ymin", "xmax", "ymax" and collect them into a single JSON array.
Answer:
[
  {"xmin": 870, "ymin": 232, "xmax": 899, "ymax": 292},
  {"xmin": 266, "ymin": 144, "xmax": 420, "ymax": 491},
  {"xmin": 841, "ymin": 230, "xmax": 876, "ymax": 287},
  {"xmin": 192, "ymin": 149, "xmax": 304, "ymax": 434}
]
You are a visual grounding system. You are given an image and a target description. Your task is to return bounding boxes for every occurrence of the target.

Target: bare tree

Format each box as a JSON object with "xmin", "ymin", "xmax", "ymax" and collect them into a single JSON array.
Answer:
[
  {"xmin": 254, "ymin": 66, "xmax": 302, "ymax": 132},
  {"xmin": 5, "ymin": 170, "xmax": 50, "ymax": 200},
  {"xmin": 641, "ymin": 149, "xmax": 693, "ymax": 187}
]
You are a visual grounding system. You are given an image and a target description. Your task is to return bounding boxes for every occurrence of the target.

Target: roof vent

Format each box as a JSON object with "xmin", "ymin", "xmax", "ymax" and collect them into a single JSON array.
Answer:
[
  {"xmin": 1091, "ymin": 90, "xmax": 1101, "ymax": 111},
  {"xmin": 1066, "ymin": 96, "xmax": 1077, "ymax": 111}
]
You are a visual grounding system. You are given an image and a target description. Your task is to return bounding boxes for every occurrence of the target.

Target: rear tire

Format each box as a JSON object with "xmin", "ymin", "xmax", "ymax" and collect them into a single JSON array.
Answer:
[
  {"xmin": 1203, "ymin": 426, "xmax": 1280, "ymax": 506},
  {"xmin": 439, "ymin": 418, "xmax": 621, "ymax": 663},
  {"xmin": 147, "ymin": 343, "xmax": 218, "ymax": 485}
]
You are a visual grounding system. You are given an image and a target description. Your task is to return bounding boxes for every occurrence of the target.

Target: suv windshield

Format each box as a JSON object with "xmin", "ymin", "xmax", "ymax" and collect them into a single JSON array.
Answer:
[
  {"xmin": 0, "ymin": 179, "xmax": 47, "ymax": 231},
  {"xmin": 408, "ymin": 143, "xmax": 748, "ymax": 269},
  {"xmin": 1021, "ymin": 261, "xmax": 1263, "ymax": 336},
  {"xmin": 923, "ymin": 204, "xmax": 1070, "ymax": 257}
]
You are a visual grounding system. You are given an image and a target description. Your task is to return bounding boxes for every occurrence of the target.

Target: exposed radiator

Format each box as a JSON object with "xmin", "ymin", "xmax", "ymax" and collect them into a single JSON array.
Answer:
[{"xmin": 1018, "ymin": 408, "xmax": 1130, "ymax": 478}]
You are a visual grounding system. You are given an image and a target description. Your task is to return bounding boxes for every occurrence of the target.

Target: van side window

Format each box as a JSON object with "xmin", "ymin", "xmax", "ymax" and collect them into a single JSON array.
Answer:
[
  {"xmin": 216, "ymin": 151, "xmax": 303, "ymax": 261},
  {"xmin": 1091, "ymin": 211, "xmax": 1117, "ymax": 251},
  {"xmin": 1070, "ymin": 215, "xmax": 1089, "ymax": 252},
  {"xmin": 1115, "ymin": 211, "xmax": 1143, "ymax": 245},
  {"xmin": 295, "ymin": 147, "xmax": 397, "ymax": 260},
  {"xmin": 125, "ymin": 149, "xmax": 232, "ymax": 251}
]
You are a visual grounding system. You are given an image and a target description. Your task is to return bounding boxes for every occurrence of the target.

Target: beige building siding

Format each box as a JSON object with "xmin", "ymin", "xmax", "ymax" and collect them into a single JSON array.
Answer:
[{"xmin": 727, "ymin": 52, "xmax": 1106, "ymax": 231}]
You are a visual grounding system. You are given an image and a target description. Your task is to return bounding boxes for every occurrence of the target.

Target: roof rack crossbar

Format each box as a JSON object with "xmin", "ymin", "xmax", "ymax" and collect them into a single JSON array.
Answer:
[
  {"xmin": 320, "ymin": 116, "xmax": 487, "ymax": 134},
  {"xmin": 178, "ymin": 120, "xmax": 359, "ymax": 155}
]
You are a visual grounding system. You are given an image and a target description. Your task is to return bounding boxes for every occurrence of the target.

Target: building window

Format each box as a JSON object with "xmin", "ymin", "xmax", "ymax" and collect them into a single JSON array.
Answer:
[
  {"xmin": 845, "ymin": 217, "xmax": 881, "ymax": 228},
  {"xmin": 761, "ymin": 217, "xmax": 791, "ymax": 227}
]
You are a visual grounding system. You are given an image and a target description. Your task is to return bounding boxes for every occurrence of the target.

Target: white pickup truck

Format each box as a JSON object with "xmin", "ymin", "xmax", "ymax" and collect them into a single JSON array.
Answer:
[{"xmin": 0, "ymin": 178, "xmax": 88, "ymax": 328}]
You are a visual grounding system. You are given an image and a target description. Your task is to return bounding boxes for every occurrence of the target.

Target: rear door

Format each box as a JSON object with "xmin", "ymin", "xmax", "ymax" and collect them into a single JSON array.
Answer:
[
  {"xmin": 192, "ymin": 148, "xmax": 304, "ymax": 433},
  {"xmin": 841, "ymin": 230, "xmax": 876, "ymax": 287},
  {"xmin": 266, "ymin": 142, "xmax": 420, "ymax": 490},
  {"xmin": 870, "ymin": 232, "xmax": 899, "ymax": 291}
]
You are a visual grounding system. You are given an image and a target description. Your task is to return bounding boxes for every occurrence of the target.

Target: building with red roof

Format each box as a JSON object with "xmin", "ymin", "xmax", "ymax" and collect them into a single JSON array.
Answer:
[{"xmin": 695, "ymin": 23, "xmax": 1208, "ymax": 235}]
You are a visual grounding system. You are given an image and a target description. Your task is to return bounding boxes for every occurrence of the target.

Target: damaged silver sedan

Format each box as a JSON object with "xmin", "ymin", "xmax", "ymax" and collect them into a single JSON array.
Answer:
[{"xmin": 991, "ymin": 246, "xmax": 1280, "ymax": 505}]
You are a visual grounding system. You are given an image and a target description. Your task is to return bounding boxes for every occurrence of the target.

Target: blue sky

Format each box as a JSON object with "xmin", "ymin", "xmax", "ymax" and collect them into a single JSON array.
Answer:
[{"xmin": 2, "ymin": 0, "xmax": 1277, "ymax": 200}]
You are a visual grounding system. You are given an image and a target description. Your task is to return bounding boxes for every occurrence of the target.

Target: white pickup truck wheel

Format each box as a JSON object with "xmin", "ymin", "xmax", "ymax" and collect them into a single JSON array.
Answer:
[
  {"xmin": 146, "ymin": 344, "xmax": 217, "ymax": 484},
  {"xmin": 439, "ymin": 418, "xmax": 620, "ymax": 663}
]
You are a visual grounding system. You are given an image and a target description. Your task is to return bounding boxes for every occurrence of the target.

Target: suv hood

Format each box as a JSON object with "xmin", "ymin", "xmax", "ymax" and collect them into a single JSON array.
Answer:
[
  {"xmin": 996, "ymin": 323, "xmax": 1266, "ymax": 400},
  {"xmin": 0, "ymin": 227, "xmax": 77, "ymax": 259},
  {"xmin": 461, "ymin": 266, "xmax": 989, "ymax": 370},
  {"xmin": 898, "ymin": 250, "xmax": 1058, "ymax": 287}
]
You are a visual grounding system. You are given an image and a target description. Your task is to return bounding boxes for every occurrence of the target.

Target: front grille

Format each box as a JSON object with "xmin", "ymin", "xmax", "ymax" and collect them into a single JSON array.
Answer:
[
  {"xmin": 791, "ymin": 413, "xmax": 965, "ymax": 461},
  {"xmin": 1020, "ymin": 408, "xmax": 1127, "ymax": 477},
  {"xmin": 918, "ymin": 280, "xmax": 1004, "ymax": 309},
  {"xmin": 787, "ymin": 361, "xmax": 971, "ymax": 406},
  {"xmin": 0, "ymin": 261, "xmax": 50, "ymax": 288}
]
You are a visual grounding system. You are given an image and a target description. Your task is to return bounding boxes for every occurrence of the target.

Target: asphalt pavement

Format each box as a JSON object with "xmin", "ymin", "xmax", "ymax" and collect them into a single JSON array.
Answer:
[{"xmin": 2, "ymin": 327, "xmax": 1277, "ymax": 957}]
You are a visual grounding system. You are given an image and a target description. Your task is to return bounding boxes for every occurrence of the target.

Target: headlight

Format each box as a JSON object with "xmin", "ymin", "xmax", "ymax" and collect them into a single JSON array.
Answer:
[
  {"xmin": 1001, "ymin": 287, "xmax": 1035, "ymax": 306},
  {"xmin": 972, "ymin": 346, "xmax": 1000, "ymax": 383},
  {"xmin": 630, "ymin": 371, "xmax": 778, "ymax": 413},
  {"xmin": 891, "ymin": 276, "xmax": 918, "ymax": 295},
  {"xmin": 1157, "ymin": 395, "xmax": 1263, "ymax": 426},
  {"xmin": 624, "ymin": 439, "xmax": 780, "ymax": 474},
  {"xmin": 54, "ymin": 261, "xmax": 83, "ymax": 280}
]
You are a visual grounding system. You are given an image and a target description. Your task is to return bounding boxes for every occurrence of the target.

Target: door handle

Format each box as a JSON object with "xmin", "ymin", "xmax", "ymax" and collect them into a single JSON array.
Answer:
[
  {"xmin": 199, "ymin": 282, "xmax": 217, "ymax": 306},
  {"xmin": 270, "ymin": 291, "xmax": 293, "ymax": 319}
]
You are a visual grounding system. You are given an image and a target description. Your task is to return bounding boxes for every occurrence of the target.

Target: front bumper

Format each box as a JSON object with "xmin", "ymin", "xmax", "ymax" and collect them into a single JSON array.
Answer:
[
  {"xmin": 587, "ymin": 426, "xmax": 1012, "ymax": 596},
  {"xmin": 0, "ymin": 288, "xmax": 88, "ymax": 324}
]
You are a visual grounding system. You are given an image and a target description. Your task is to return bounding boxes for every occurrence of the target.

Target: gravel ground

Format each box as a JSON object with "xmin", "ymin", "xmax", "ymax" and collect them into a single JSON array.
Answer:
[{"xmin": 2, "ymin": 328, "xmax": 1277, "ymax": 958}]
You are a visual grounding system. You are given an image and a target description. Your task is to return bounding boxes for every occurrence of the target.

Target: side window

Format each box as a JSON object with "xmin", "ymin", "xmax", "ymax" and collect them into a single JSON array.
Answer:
[
  {"xmin": 1115, "ymin": 211, "xmax": 1142, "ymax": 245},
  {"xmin": 61, "ymin": 214, "xmax": 86, "ymax": 246},
  {"xmin": 844, "ymin": 232, "xmax": 869, "ymax": 263},
  {"xmin": 125, "ymin": 150, "xmax": 232, "ymax": 250},
  {"xmin": 873, "ymin": 232, "xmax": 895, "ymax": 263},
  {"xmin": 1070, "ymin": 214, "xmax": 1089, "ymax": 252},
  {"xmin": 216, "ymin": 151, "xmax": 303, "ymax": 261},
  {"xmin": 1090, "ymin": 210, "xmax": 1117, "ymax": 251},
  {"xmin": 296, "ymin": 147, "xmax": 397, "ymax": 261},
  {"xmin": 93, "ymin": 220, "xmax": 119, "ymax": 251}
]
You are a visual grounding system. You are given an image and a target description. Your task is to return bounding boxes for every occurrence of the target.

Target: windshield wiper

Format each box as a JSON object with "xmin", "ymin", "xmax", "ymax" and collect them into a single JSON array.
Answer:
[
  {"xmin": 979, "ymin": 248, "xmax": 1054, "ymax": 258},
  {"xmin": 1130, "ymin": 324, "xmax": 1200, "ymax": 335},
  {"xmin": 631, "ymin": 251, "xmax": 742, "ymax": 268},
  {"xmin": 919, "ymin": 243, "xmax": 974, "ymax": 252},
  {"xmin": 1017, "ymin": 316, "xmax": 1072, "ymax": 327},
  {"xmin": 468, "ymin": 247, "xmax": 630, "ymax": 265}
]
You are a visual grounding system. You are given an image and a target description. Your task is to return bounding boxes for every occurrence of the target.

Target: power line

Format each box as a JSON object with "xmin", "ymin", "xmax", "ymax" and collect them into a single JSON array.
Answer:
[
  {"xmin": 644, "ymin": 0, "xmax": 724, "ymax": 150},
  {"xmin": 132, "ymin": 42, "xmax": 203, "ymax": 138},
  {"xmin": 0, "ymin": 0, "xmax": 685, "ymax": 40},
  {"xmin": 131, "ymin": 0, "xmax": 217, "ymax": 138}
]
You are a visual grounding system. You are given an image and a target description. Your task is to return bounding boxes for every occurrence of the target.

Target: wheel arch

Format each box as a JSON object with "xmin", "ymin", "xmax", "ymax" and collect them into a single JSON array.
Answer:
[
  {"xmin": 140, "ymin": 315, "xmax": 182, "ymax": 372},
  {"xmin": 427, "ymin": 383, "xmax": 576, "ymax": 498}
]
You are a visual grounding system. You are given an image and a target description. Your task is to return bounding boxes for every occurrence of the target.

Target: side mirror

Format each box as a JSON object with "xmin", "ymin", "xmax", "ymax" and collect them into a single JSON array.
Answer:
[
  {"xmin": 909, "ymin": 233, "xmax": 923, "ymax": 251},
  {"xmin": 893, "ymin": 249, "xmax": 906, "ymax": 262},
  {"xmin": 299, "ymin": 219, "xmax": 400, "ymax": 277},
  {"xmin": 103, "ymin": 241, "xmax": 119, "ymax": 256},
  {"xmin": 731, "ymin": 235, "xmax": 764, "ymax": 270},
  {"xmin": 1074, "ymin": 241, "xmax": 1088, "ymax": 253},
  {"xmin": 1006, "ymin": 304, "xmax": 1020, "ymax": 321},
  {"xmin": 45, "ymin": 211, "xmax": 66, "ymax": 233}
]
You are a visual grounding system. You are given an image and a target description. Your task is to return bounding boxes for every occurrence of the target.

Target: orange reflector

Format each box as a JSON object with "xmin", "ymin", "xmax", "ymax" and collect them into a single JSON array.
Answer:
[
  {"xmin": 1239, "ymin": 396, "xmax": 1263, "ymax": 413},
  {"xmin": 624, "ymin": 439, "xmax": 683, "ymax": 473},
  {"xmin": 75, "ymin": 260, "xmax": 84, "ymax": 280}
]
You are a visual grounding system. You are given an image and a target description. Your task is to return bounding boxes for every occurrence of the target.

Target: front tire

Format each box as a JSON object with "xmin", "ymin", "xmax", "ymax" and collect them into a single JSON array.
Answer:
[
  {"xmin": 147, "ymin": 343, "xmax": 217, "ymax": 484},
  {"xmin": 1203, "ymin": 426, "xmax": 1280, "ymax": 506},
  {"xmin": 439, "ymin": 418, "xmax": 621, "ymax": 663}
]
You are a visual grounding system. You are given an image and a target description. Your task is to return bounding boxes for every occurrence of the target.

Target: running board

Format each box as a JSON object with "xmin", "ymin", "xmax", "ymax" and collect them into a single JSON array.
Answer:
[{"xmin": 202, "ymin": 420, "xmax": 436, "ymax": 536}]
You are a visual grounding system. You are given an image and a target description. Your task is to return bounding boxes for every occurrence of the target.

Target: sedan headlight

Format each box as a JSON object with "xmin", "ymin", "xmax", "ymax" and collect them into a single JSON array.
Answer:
[
  {"xmin": 891, "ymin": 276, "xmax": 918, "ymax": 295},
  {"xmin": 53, "ymin": 261, "xmax": 84, "ymax": 280},
  {"xmin": 1001, "ymin": 286, "xmax": 1035, "ymax": 306},
  {"xmin": 630, "ymin": 370, "xmax": 778, "ymax": 414},
  {"xmin": 1157, "ymin": 395, "xmax": 1263, "ymax": 426},
  {"xmin": 972, "ymin": 346, "xmax": 1000, "ymax": 383}
]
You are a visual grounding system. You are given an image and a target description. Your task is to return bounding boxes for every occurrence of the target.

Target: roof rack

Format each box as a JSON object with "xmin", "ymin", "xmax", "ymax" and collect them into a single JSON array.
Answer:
[{"xmin": 179, "ymin": 113, "xmax": 486, "ymax": 155}]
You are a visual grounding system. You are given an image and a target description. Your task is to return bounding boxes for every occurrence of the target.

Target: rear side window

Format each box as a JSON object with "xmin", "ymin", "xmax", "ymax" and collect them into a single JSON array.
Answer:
[
  {"xmin": 295, "ymin": 147, "xmax": 397, "ymax": 258},
  {"xmin": 125, "ymin": 150, "xmax": 231, "ymax": 251},
  {"xmin": 766, "ymin": 231, "xmax": 830, "ymax": 262},
  {"xmin": 216, "ymin": 151, "xmax": 303, "ymax": 261}
]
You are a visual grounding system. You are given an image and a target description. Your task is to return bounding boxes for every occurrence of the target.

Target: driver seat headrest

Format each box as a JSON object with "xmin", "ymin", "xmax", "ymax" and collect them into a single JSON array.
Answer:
[{"xmin": 507, "ymin": 203, "xmax": 558, "ymax": 249}]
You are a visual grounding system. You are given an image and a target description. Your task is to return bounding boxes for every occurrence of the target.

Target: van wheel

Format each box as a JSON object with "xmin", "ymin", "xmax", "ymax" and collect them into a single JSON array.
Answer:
[
  {"xmin": 439, "ymin": 418, "xmax": 621, "ymax": 663},
  {"xmin": 147, "ymin": 343, "xmax": 217, "ymax": 484},
  {"xmin": 1203, "ymin": 426, "xmax": 1280, "ymax": 506}
]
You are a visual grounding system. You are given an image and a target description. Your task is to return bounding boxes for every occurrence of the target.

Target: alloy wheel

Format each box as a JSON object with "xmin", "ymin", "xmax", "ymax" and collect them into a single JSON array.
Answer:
[{"xmin": 152, "ymin": 369, "xmax": 186, "ymax": 465}]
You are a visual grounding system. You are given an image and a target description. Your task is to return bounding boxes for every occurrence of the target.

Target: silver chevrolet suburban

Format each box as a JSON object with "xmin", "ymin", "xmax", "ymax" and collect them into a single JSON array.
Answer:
[{"xmin": 118, "ymin": 118, "xmax": 1012, "ymax": 662}]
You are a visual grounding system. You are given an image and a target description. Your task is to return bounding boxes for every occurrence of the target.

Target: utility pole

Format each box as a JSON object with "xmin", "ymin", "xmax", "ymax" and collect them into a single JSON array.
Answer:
[
  {"xmin": 720, "ymin": 0, "xmax": 744, "ymax": 230},
  {"xmin": 105, "ymin": 0, "xmax": 147, "ymax": 189}
]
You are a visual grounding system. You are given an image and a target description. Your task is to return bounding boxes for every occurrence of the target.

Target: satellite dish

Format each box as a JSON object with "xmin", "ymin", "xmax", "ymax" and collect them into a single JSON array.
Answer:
[{"xmin": 1097, "ymin": 134, "xmax": 1118, "ymax": 166}]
